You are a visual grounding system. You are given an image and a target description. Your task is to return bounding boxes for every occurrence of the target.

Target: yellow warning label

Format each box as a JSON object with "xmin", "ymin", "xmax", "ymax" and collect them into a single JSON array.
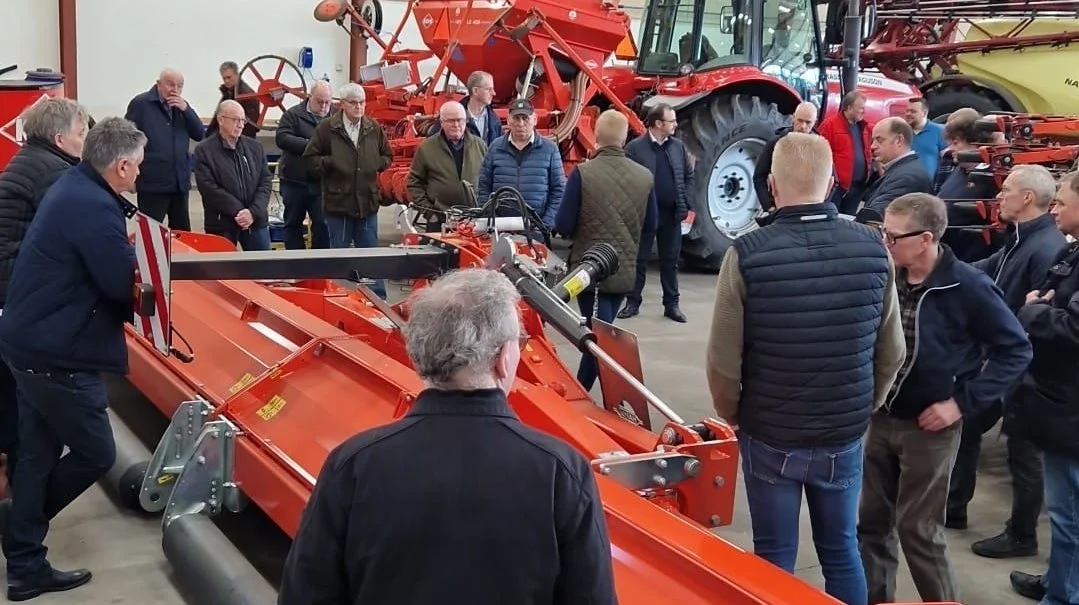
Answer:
[
  {"xmin": 256, "ymin": 395, "xmax": 288, "ymax": 421},
  {"xmin": 562, "ymin": 272, "xmax": 591, "ymax": 299},
  {"xmin": 229, "ymin": 373, "xmax": 255, "ymax": 394},
  {"xmin": 157, "ymin": 473, "xmax": 176, "ymax": 486}
]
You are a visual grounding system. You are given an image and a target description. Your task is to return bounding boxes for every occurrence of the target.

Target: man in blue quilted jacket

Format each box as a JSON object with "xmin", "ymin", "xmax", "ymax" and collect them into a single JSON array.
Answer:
[{"xmin": 476, "ymin": 99, "xmax": 565, "ymax": 240}]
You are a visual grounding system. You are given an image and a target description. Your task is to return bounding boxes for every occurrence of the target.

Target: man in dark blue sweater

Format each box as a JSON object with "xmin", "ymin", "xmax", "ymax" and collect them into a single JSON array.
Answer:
[{"xmin": 0, "ymin": 117, "xmax": 142, "ymax": 601}]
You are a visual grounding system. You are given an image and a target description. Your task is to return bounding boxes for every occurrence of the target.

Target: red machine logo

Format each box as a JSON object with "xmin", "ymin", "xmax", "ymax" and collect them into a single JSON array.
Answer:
[{"xmin": 0, "ymin": 93, "xmax": 50, "ymax": 147}]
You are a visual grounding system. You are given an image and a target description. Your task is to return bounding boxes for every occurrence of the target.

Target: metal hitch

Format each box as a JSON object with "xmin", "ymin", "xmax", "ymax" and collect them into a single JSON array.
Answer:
[
  {"xmin": 162, "ymin": 419, "xmax": 247, "ymax": 529},
  {"xmin": 140, "ymin": 399, "xmax": 213, "ymax": 512},
  {"xmin": 593, "ymin": 451, "xmax": 702, "ymax": 490}
]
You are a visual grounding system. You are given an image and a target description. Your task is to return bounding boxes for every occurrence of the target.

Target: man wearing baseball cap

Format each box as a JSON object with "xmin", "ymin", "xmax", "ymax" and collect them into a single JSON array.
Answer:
[{"xmin": 476, "ymin": 98, "xmax": 566, "ymax": 238}]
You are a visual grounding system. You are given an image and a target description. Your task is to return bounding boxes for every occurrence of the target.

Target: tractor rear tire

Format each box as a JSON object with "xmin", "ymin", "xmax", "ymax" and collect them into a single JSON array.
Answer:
[
  {"xmin": 678, "ymin": 94, "xmax": 788, "ymax": 272},
  {"xmin": 925, "ymin": 87, "xmax": 1010, "ymax": 122}
]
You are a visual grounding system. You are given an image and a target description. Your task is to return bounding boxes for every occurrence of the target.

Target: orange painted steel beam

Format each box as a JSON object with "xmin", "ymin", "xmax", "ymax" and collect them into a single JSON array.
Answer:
[{"xmin": 124, "ymin": 230, "xmax": 945, "ymax": 605}]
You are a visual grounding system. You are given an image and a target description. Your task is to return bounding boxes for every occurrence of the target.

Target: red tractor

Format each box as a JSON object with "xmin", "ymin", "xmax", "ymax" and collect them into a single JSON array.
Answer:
[{"xmin": 252, "ymin": 0, "xmax": 917, "ymax": 268}]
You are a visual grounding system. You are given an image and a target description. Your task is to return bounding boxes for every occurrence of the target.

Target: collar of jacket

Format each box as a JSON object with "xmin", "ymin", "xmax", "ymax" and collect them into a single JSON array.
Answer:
[
  {"xmin": 407, "ymin": 388, "xmax": 518, "ymax": 419},
  {"xmin": 210, "ymin": 132, "xmax": 245, "ymax": 151},
  {"xmin": 591, "ymin": 145, "xmax": 626, "ymax": 159},
  {"xmin": 440, "ymin": 131, "xmax": 467, "ymax": 151},
  {"xmin": 330, "ymin": 111, "xmax": 371, "ymax": 134},
  {"xmin": 75, "ymin": 162, "xmax": 136, "ymax": 217},
  {"xmin": 1012, "ymin": 212, "xmax": 1057, "ymax": 241},
  {"xmin": 902, "ymin": 243, "xmax": 962, "ymax": 289},
  {"xmin": 25, "ymin": 137, "xmax": 78, "ymax": 166},
  {"xmin": 765, "ymin": 201, "xmax": 838, "ymax": 224}
]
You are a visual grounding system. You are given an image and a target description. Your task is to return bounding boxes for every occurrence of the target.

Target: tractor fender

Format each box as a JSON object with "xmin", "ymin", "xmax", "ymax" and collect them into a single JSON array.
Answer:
[
  {"xmin": 920, "ymin": 75, "xmax": 1026, "ymax": 114},
  {"xmin": 644, "ymin": 71, "xmax": 803, "ymax": 117}
]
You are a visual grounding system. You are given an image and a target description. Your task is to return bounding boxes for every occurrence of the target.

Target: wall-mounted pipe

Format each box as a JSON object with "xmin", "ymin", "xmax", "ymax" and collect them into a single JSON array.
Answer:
[{"xmin": 59, "ymin": 0, "xmax": 77, "ymax": 98}]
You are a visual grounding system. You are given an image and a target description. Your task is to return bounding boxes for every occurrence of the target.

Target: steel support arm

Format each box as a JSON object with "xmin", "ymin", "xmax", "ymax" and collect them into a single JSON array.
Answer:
[{"xmin": 170, "ymin": 246, "xmax": 455, "ymax": 282}]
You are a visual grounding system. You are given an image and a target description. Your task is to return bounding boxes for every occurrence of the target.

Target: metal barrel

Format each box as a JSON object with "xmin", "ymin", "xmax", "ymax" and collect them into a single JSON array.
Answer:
[
  {"xmin": 163, "ymin": 514, "xmax": 278, "ymax": 605},
  {"xmin": 101, "ymin": 408, "xmax": 152, "ymax": 512}
]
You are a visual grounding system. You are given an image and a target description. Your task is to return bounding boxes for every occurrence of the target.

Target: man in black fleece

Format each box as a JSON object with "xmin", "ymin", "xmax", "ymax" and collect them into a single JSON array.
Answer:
[{"xmin": 0, "ymin": 98, "xmax": 87, "ymax": 499}]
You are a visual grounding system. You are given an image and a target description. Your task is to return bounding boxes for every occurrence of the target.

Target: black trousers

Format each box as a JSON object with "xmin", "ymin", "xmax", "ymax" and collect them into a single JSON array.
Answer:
[
  {"xmin": 137, "ymin": 191, "xmax": 191, "ymax": 231},
  {"xmin": 947, "ymin": 397, "xmax": 1043, "ymax": 540},
  {"xmin": 627, "ymin": 219, "xmax": 680, "ymax": 307},
  {"xmin": 280, "ymin": 180, "xmax": 329, "ymax": 250},
  {"xmin": 0, "ymin": 357, "xmax": 16, "ymax": 487},
  {"xmin": 575, "ymin": 289, "xmax": 624, "ymax": 390}
]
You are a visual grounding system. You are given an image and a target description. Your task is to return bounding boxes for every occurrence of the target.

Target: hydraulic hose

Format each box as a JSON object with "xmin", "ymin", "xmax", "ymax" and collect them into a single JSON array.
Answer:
[{"xmin": 551, "ymin": 243, "xmax": 619, "ymax": 302}]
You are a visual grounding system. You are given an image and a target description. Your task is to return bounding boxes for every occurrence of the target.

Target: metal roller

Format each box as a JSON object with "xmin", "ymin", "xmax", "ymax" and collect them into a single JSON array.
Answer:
[
  {"xmin": 162, "ymin": 514, "xmax": 278, "ymax": 605},
  {"xmin": 101, "ymin": 408, "xmax": 152, "ymax": 512}
]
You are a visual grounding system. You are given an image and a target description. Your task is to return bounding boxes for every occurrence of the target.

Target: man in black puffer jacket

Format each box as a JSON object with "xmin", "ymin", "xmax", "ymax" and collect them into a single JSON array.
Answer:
[{"xmin": 0, "ymin": 97, "xmax": 88, "ymax": 494}]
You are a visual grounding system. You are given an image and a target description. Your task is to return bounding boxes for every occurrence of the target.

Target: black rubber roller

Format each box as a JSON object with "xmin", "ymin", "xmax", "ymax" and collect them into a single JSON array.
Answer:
[
  {"xmin": 163, "ymin": 515, "xmax": 278, "ymax": 605},
  {"xmin": 101, "ymin": 409, "xmax": 153, "ymax": 513}
]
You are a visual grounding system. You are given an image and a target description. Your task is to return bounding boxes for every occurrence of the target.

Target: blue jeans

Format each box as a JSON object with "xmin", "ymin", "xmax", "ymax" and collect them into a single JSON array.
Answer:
[
  {"xmin": 2, "ymin": 361, "xmax": 115, "ymax": 580},
  {"xmin": 740, "ymin": 432, "xmax": 867, "ymax": 605},
  {"xmin": 280, "ymin": 180, "xmax": 329, "ymax": 250},
  {"xmin": 324, "ymin": 214, "xmax": 386, "ymax": 299},
  {"xmin": 1041, "ymin": 452, "xmax": 1079, "ymax": 605},
  {"xmin": 575, "ymin": 289, "xmax": 624, "ymax": 390}
]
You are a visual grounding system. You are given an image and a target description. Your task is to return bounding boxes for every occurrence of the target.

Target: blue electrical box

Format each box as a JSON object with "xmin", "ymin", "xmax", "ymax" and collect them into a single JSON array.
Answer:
[{"xmin": 299, "ymin": 47, "xmax": 314, "ymax": 69}]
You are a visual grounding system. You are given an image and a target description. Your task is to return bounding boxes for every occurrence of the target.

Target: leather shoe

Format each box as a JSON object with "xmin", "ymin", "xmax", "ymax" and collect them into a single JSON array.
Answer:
[
  {"xmin": 1009, "ymin": 570, "xmax": 1045, "ymax": 602},
  {"xmin": 664, "ymin": 306, "xmax": 687, "ymax": 323},
  {"xmin": 616, "ymin": 302, "xmax": 640, "ymax": 319},
  {"xmin": 972, "ymin": 530, "xmax": 1038, "ymax": 559},
  {"xmin": 7, "ymin": 568, "xmax": 92, "ymax": 601}
]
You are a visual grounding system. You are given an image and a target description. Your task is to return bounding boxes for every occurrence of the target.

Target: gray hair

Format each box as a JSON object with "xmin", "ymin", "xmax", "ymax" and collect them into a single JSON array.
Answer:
[
  {"xmin": 338, "ymin": 82, "xmax": 365, "ymax": 102},
  {"xmin": 1009, "ymin": 164, "xmax": 1058, "ymax": 211},
  {"xmin": 310, "ymin": 80, "xmax": 332, "ymax": 95},
  {"xmin": 219, "ymin": 61, "xmax": 239, "ymax": 74},
  {"xmin": 466, "ymin": 71, "xmax": 493, "ymax": 91},
  {"xmin": 887, "ymin": 192, "xmax": 948, "ymax": 241},
  {"xmin": 22, "ymin": 98, "xmax": 89, "ymax": 143},
  {"xmin": 439, "ymin": 101, "xmax": 465, "ymax": 120},
  {"xmin": 82, "ymin": 117, "xmax": 147, "ymax": 172},
  {"xmin": 403, "ymin": 269, "xmax": 521, "ymax": 389}
]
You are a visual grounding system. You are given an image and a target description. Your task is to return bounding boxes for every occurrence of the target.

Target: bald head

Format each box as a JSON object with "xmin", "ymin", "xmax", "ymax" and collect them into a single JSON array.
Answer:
[
  {"xmin": 308, "ymin": 80, "xmax": 333, "ymax": 116},
  {"xmin": 216, "ymin": 100, "xmax": 247, "ymax": 142},
  {"xmin": 791, "ymin": 102, "xmax": 818, "ymax": 133},
  {"xmin": 439, "ymin": 101, "xmax": 465, "ymax": 120},
  {"xmin": 769, "ymin": 133, "xmax": 834, "ymax": 207},
  {"xmin": 156, "ymin": 68, "xmax": 184, "ymax": 99}
]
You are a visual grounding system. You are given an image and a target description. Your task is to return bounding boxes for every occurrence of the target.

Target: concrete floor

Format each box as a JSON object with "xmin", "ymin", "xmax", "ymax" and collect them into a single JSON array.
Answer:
[{"xmin": 5, "ymin": 192, "xmax": 1046, "ymax": 604}]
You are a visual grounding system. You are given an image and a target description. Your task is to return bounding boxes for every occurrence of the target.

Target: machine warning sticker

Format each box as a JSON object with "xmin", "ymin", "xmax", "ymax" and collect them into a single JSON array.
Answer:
[
  {"xmin": 256, "ymin": 395, "xmax": 288, "ymax": 421},
  {"xmin": 562, "ymin": 272, "xmax": 591, "ymax": 298},
  {"xmin": 229, "ymin": 373, "xmax": 255, "ymax": 394}
]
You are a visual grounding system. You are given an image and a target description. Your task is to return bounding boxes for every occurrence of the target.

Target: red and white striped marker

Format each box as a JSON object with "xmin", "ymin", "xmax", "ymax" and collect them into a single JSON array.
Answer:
[{"xmin": 132, "ymin": 212, "xmax": 172, "ymax": 355}]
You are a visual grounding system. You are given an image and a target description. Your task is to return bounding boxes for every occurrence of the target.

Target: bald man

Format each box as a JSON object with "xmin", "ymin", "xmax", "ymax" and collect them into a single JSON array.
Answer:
[
  {"xmin": 193, "ymin": 100, "xmax": 272, "ymax": 250},
  {"xmin": 276, "ymin": 80, "xmax": 334, "ymax": 249},
  {"xmin": 407, "ymin": 100, "xmax": 487, "ymax": 232},
  {"xmin": 856, "ymin": 116, "xmax": 933, "ymax": 223},
  {"xmin": 124, "ymin": 68, "xmax": 206, "ymax": 230},
  {"xmin": 753, "ymin": 101, "xmax": 819, "ymax": 212}
]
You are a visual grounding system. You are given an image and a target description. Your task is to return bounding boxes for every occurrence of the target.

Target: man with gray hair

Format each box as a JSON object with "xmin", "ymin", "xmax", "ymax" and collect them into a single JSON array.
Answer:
[
  {"xmin": 275, "ymin": 80, "xmax": 334, "ymax": 249},
  {"xmin": 0, "ymin": 98, "xmax": 89, "ymax": 493},
  {"xmin": 947, "ymin": 163, "xmax": 1067, "ymax": 557},
  {"xmin": 280, "ymin": 268, "xmax": 615, "ymax": 605},
  {"xmin": 303, "ymin": 82, "xmax": 392, "ymax": 298},
  {"xmin": 0, "ymin": 117, "xmax": 144, "ymax": 600},
  {"xmin": 407, "ymin": 101, "xmax": 487, "ymax": 232}
]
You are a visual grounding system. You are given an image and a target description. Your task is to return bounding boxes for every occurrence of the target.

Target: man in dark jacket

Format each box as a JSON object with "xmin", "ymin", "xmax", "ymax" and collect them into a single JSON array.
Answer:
[
  {"xmin": 554, "ymin": 109, "xmax": 657, "ymax": 391},
  {"xmin": 430, "ymin": 70, "xmax": 502, "ymax": 146},
  {"xmin": 859, "ymin": 193, "xmax": 1032, "ymax": 605},
  {"xmin": 303, "ymin": 83, "xmax": 393, "ymax": 298},
  {"xmin": 947, "ymin": 164, "xmax": 1066, "ymax": 550},
  {"xmin": 407, "ymin": 101, "xmax": 487, "ymax": 232},
  {"xmin": 753, "ymin": 101, "xmax": 818, "ymax": 212},
  {"xmin": 0, "ymin": 117, "xmax": 142, "ymax": 601},
  {"xmin": 124, "ymin": 68, "xmax": 206, "ymax": 230},
  {"xmin": 0, "ymin": 98, "xmax": 87, "ymax": 492},
  {"xmin": 206, "ymin": 61, "xmax": 260, "ymax": 139},
  {"xmin": 194, "ymin": 100, "xmax": 272, "ymax": 250},
  {"xmin": 476, "ymin": 98, "xmax": 565, "ymax": 233},
  {"xmin": 275, "ymin": 80, "xmax": 333, "ymax": 249},
  {"xmin": 279, "ymin": 268, "xmax": 616, "ymax": 605},
  {"xmin": 707, "ymin": 133, "xmax": 905, "ymax": 605},
  {"xmin": 856, "ymin": 117, "xmax": 934, "ymax": 223},
  {"xmin": 617, "ymin": 102, "xmax": 693, "ymax": 323},
  {"xmin": 937, "ymin": 108, "xmax": 1002, "ymax": 262},
  {"xmin": 1006, "ymin": 171, "xmax": 1079, "ymax": 604}
]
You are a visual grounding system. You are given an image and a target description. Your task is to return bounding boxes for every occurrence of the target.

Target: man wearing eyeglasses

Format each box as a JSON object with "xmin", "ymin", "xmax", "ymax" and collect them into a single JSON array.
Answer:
[{"xmin": 858, "ymin": 192, "xmax": 1032, "ymax": 605}]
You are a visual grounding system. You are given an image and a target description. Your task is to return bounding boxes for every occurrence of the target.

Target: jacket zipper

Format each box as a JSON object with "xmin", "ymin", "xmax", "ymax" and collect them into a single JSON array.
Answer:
[
  {"xmin": 994, "ymin": 226, "xmax": 1020, "ymax": 283},
  {"xmin": 883, "ymin": 281, "xmax": 960, "ymax": 412}
]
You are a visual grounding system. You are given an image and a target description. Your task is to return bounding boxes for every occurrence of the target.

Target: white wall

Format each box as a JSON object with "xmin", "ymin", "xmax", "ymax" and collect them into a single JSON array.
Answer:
[{"xmin": 0, "ymin": 1, "xmax": 60, "ymax": 77}]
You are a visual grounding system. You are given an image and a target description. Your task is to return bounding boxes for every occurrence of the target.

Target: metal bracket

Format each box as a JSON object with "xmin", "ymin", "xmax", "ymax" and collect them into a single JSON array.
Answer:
[
  {"xmin": 593, "ymin": 451, "xmax": 701, "ymax": 491},
  {"xmin": 140, "ymin": 399, "xmax": 212, "ymax": 513},
  {"xmin": 163, "ymin": 419, "xmax": 247, "ymax": 529}
]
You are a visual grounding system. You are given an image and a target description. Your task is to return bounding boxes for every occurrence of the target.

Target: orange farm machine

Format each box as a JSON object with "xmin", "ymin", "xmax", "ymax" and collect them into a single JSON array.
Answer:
[{"xmin": 232, "ymin": 0, "xmax": 919, "ymax": 271}]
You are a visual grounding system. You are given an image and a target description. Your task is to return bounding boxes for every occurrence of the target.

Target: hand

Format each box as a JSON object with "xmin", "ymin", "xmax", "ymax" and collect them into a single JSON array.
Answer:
[
  {"xmin": 166, "ymin": 95, "xmax": 188, "ymax": 111},
  {"xmin": 918, "ymin": 398, "xmax": 962, "ymax": 432},
  {"xmin": 235, "ymin": 209, "xmax": 253, "ymax": 230},
  {"xmin": 1025, "ymin": 289, "xmax": 1053, "ymax": 304}
]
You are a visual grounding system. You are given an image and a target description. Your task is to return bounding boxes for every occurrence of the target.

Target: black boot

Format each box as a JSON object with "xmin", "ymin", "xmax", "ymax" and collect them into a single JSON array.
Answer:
[
  {"xmin": 972, "ymin": 530, "xmax": 1038, "ymax": 559},
  {"xmin": 616, "ymin": 301, "xmax": 640, "ymax": 319},
  {"xmin": 663, "ymin": 305, "xmax": 687, "ymax": 323},
  {"xmin": 7, "ymin": 568, "xmax": 92, "ymax": 602},
  {"xmin": 1009, "ymin": 571, "xmax": 1045, "ymax": 601}
]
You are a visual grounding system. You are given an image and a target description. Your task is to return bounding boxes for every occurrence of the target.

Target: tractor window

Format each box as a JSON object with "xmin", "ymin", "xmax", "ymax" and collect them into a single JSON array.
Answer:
[
  {"xmin": 637, "ymin": 0, "xmax": 749, "ymax": 75},
  {"xmin": 760, "ymin": 0, "xmax": 824, "ymax": 107}
]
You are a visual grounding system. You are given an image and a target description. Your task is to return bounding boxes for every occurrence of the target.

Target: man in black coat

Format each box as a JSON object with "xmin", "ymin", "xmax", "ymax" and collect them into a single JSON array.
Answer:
[
  {"xmin": 279, "ymin": 268, "xmax": 616, "ymax": 605},
  {"xmin": 193, "ymin": 101, "xmax": 272, "ymax": 250},
  {"xmin": 753, "ymin": 101, "xmax": 818, "ymax": 212},
  {"xmin": 275, "ymin": 80, "xmax": 333, "ymax": 249},
  {"xmin": 0, "ymin": 98, "xmax": 88, "ymax": 498},
  {"xmin": 855, "ymin": 117, "xmax": 933, "ymax": 224},
  {"xmin": 947, "ymin": 164, "xmax": 1066, "ymax": 548},
  {"xmin": 617, "ymin": 102, "xmax": 693, "ymax": 323},
  {"xmin": 206, "ymin": 61, "xmax": 260, "ymax": 139}
]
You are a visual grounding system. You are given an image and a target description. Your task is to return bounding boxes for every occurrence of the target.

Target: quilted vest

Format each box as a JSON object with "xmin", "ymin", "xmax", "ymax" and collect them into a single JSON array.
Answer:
[
  {"xmin": 572, "ymin": 147, "xmax": 653, "ymax": 294},
  {"xmin": 733, "ymin": 202, "xmax": 890, "ymax": 447}
]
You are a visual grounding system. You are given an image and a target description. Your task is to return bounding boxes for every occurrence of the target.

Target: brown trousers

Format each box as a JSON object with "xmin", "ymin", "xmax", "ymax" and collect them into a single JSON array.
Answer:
[{"xmin": 857, "ymin": 412, "xmax": 962, "ymax": 604}]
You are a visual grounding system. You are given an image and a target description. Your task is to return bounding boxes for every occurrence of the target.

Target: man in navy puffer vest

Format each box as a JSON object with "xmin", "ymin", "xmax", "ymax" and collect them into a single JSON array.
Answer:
[{"xmin": 707, "ymin": 132, "xmax": 906, "ymax": 605}]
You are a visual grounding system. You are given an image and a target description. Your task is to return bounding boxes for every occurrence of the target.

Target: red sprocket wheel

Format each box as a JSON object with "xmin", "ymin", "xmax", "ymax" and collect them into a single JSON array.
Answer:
[{"xmin": 234, "ymin": 54, "xmax": 309, "ymax": 128}]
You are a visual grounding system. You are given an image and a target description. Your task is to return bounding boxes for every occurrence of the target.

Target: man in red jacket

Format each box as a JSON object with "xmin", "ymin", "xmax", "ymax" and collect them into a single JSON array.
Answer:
[{"xmin": 818, "ymin": 91, "xmax": 873, "ymax": 215}]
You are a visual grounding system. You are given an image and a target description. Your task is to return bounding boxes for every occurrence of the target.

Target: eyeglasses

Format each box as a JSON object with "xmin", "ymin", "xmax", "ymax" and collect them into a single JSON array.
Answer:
[{"xmin": 881, "ymin": 228, "xmax": 928, "ymax": 245}]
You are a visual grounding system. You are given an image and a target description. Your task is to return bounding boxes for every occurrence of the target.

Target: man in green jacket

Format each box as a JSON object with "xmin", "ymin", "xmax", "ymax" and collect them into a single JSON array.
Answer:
[{"xmin": 407, "ymin": 101, "xmax": 487, "ymax": 232}]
